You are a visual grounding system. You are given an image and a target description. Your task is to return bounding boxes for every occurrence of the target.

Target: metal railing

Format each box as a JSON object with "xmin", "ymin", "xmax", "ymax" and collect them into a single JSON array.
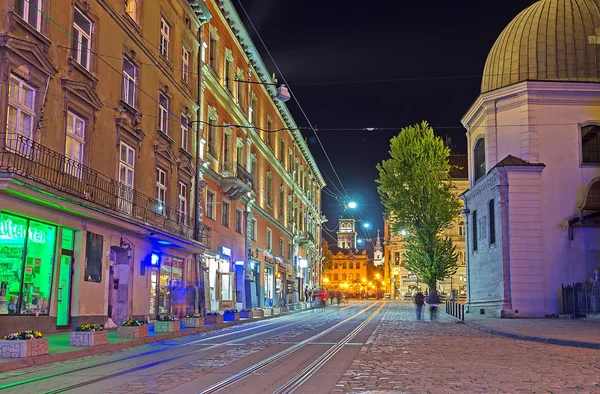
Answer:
[
  {"xmin": 220, "ymin": 161, "xmax": 254, "ymax": 190},
  {"xmin": 0, "ymin": 134, "xmax": 210, "ymax": 246},
  {"xmin": 562, "ymin": 282, "xmax": 600, "ymax": 318},
  {"xmin": 446, "ymin": 301, "xmax": 465, "ymax": 320}
]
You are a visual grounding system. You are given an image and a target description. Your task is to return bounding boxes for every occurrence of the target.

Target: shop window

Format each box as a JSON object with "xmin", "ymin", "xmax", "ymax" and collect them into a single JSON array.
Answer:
[
  {"xmin": 84, "ymin": 231, "xmax": 103, "ymax": 283},
  {"xmin": 72, "ymin": 7, "xmax": 93, "ymax": 70},
  {"xmin": 158, "ymin": 255, "xmax": 184, "ymax": 315},
  {"xmin": 0, "ymin": 213, "xmax": 57, "ymax": 315}
]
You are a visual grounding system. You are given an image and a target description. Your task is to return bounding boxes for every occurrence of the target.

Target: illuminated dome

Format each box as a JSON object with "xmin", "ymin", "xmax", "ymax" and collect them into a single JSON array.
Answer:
[{"xmin": 481, "ymin": 0, "xmax": 600, "ymax": 93}]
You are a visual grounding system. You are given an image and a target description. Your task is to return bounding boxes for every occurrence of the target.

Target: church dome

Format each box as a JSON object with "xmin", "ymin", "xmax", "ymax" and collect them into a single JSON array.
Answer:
[{"xmin": 481, "ymin": 0, "xmax": 600, "ymax": 93}]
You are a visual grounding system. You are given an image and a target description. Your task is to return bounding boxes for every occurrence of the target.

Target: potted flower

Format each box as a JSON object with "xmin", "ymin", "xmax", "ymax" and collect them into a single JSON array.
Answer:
[
  {"xmin": 69, "ymin": 323, "xmax": 108, "ymax": 347},
  {"xmin": 280, "ymin": 304, "xmax": 289, "ymax": 313},
  {"xmin": 182, "ymin": 313, "xmax": 204, "ymax": 328},
  {"xmin": 288, "ymin": 304, "xmax": 296, "ymax": 311},
  {"xmin": 252, "ymin": 308, "xmax": 265, "ymax": 318},
  {"xmin": 0, "ymin": 330, "xmax": 48, "ymax": 358},
  {"xmin": 239, "ymin": 309, "xmax": 253, "ymax": 319},
  {"xmin": 262, "ymin": 307, "xmax": 273, "ymax": 316},
  {"xmin": 118, "ymin": 320, "xmax": 148, "ymax": 339},
  {"xmin": 204, "ymin": 312, "xmax": 223, "ymax": 325},
  {"xmin": 273, "ymin": 305, "xmax": 281, "ymax": 315},
  {"xmin": 223, "ymin": 309, "xmax": 239, "ymax": 322},
  {"xmin": 154, "ymin": 315, "xmax": 180, "ymax": 333}
]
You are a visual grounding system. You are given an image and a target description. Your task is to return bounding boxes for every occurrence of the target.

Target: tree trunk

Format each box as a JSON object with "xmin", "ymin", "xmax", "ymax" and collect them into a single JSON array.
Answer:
[{"xmin": 429, "ymin": 280, "xmax": 436, "ymax": 292}]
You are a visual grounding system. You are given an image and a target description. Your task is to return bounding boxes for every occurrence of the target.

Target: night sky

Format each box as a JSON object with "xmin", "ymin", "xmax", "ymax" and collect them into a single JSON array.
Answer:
[{"xmin": 234, "ymin": 0, "xmax": 535, "ymax": 246}]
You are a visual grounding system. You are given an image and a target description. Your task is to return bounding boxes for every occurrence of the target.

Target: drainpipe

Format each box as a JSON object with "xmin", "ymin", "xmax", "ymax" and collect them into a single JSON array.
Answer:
[{"xmin": 194, "ymin": 24, "xmax": 205, "ymax": 315}]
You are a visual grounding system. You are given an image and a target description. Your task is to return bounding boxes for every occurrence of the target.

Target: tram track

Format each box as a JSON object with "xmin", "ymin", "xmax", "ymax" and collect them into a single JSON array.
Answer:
[
  {"xmin": 0, "ymin": 304, "xmax": 352, "ymax": 393},
  {"xmin": 197, "ymin": 302, "xmax": 383, "ymax": 394}
]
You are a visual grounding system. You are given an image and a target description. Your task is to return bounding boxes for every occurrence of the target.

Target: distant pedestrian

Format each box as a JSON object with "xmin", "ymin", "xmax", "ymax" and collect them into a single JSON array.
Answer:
[
  {"xmin": 336, "ymin": 290, "xmax": 342, "ymax": 305},
  {"xmin": 329, "ymin": 290, "xmax": 335, "ymax": 305},
  {"xmin": 414, "ymin": 292, "xmax": 425, "ymax": 320},
  {"xmin": 304, "ymin": 286, "xmax": 310, "ymax": 303},
  {"xmin": 427, "ymin": 289, "xmax": 440, "ymax": 321}
]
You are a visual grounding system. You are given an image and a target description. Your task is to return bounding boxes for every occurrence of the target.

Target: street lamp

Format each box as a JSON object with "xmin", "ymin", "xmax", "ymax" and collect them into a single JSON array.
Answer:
[
  {"xmin": 347, "ymin": 201, "xmax": 357, "ymax": 209},
  {"xmin": 363, "ymin": 223, "xmax": 370, "ymax": 228}
]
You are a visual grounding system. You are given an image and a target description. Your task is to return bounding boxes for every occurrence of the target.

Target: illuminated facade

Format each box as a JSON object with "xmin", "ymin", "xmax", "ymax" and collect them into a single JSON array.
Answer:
[
  {"xmin": 383, "ymin": 156, "xmax": 468, "ymax": 299},
  {"xmin": 337, "ymin": 216, "xmax": 357, "ymax": 250},
  {"xmin": 324, "ymin": 249, "xmax": 372, "ymax": 295},
  {"xmin": 0, "ymin": 0, "xmax": 213, "ymax": 333}
]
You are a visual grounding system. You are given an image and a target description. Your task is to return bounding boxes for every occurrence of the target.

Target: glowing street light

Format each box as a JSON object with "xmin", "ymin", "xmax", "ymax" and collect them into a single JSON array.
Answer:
[
  {"xmin": 363, "ymin": 223, "xmax": 370, "ymax": 228},
  {"xmin": 348, "ymin": 201, "xmax": 357, "ymax": 209},
  {"xmin": 357, "ymin": 239, "xmax": 363, "ymax": 244}
]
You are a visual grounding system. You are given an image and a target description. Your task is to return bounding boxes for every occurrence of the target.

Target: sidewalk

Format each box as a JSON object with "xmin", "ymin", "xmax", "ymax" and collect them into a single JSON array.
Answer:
[{"xmin": 463, "ymin": 313, "xmax": 600, "ymax": 349}]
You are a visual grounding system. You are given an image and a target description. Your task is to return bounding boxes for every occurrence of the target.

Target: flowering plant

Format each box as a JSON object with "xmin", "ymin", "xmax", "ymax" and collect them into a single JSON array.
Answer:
[
  {"xmin": 205, "ymin": 312, "xmax": 221, "ymax": 316},
  {"xmin": 122, "ymin": 319, "xmax": 145, "ymax": 326},
  {"xmin": 76, "ymin": 323, "xmax": 104, "ymax": 332},
  {"xmin": 223, "ymin": 309, "xmax": 238, "ymax": 314},
  {"xmin": 3, "ymin": 330, "xmax": 43, "ymax": 340},
  {"xmin": 185, "ymin": 313, "xmax": 203, "ymax": 318},
  {"xmin": 157, "ymin": 315, "xmax": 178, "ymax": 321}
]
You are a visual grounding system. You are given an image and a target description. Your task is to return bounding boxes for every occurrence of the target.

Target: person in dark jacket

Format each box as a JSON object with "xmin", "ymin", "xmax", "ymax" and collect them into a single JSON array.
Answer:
[
  {"xmin": 414, "ymin": 292, "xmax": 425, "ymax": 320},
  {"xmin": 427, "ymin": 289, "xmax": 440, "ymax": 321}
]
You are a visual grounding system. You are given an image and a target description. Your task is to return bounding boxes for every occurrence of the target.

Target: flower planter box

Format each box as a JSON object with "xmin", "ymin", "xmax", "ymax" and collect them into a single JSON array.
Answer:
[
  {"xmin": 154, "ymin": 321, "xmax": 180, "ymax": 333},
  {"xmin": 300, "ymin": 302, "xmax": 307, "ymax": 309},
  {"xmin": 280, "ymin": 306, "xmax": 289, "ymax": 313},
  {"xmin": 273, "ymin": 307, "xmax": 281, "ymax": 315},
  {"xmin": 204, "ymin": 314, "xmax": 224, "ymax": 325},
  {"xmin": 252, "ymin": 309, "xmax": 265, "ymax": 318},
  {"xmin": 288, "ymin": 304, "xmax": 296, "ymax": 311},
  {"xmin": 223, "ymin": 312, "xmax": 239, "ymax": 322},
  {"xmin": 182, "ymin": 317, "xmax": 204, "ymax": 328},
  {"xmin": 239, "ymin": 311, "xmax": 253, "ymax": 319},
  {"xmin": 262, "ymin": 308, "xmax": 273, "ymax": 316},
  {"xmin": 118, "ymin": 325, "xmax": 148, "ymax": 339},
  {"xmin": 0, "ymin": 338, "xmax": 49, "ymax": 358},
  {"xmin": 70, "ymin": 330, "xmax": 108, "ymax": 347}
]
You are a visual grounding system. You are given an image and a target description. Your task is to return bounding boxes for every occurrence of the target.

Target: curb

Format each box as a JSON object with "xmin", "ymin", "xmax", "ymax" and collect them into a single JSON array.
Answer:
[
  {"xmin": 0, "ymin": 305, "xmax": 331, "ymax": 374},
  {"xmin": 464, "ymin": 320, "xmax": 600, "ymax": 350}
]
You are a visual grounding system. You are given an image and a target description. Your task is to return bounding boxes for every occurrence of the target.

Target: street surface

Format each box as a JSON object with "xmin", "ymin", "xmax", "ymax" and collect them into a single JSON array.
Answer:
[{"xmin": 0, "ymin": 302, "xmax": 599, "ymax": 393}]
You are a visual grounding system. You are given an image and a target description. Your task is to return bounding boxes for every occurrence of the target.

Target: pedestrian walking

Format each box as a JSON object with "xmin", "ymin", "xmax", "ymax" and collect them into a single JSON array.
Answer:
[
  {"xmin": 304, "ymin": 286, "xmax": 310, "ymax": 303},
  {"xmin": 414, "ymin": 291, "xmax": 425, "ymax": 320},
  {"xmin": 329, "ymin": 289, "xmax": 335, "ymax": 305},
  {"xmin": 427, "ymin": 289, "xmax": 440, "ymax": 321}
]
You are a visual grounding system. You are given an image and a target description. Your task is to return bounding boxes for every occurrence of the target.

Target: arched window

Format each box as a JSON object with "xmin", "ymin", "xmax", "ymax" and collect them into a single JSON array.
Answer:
[
  {"xmin": 458, "ymin": 221, "xmax": 465, "ymax": 236},
  {"xmin": 333, "ymin": 273, "xmax": 339, "ymax": 281},
  {"xmin": 342, "ymin": 273, "xmax": 347, "ymax": 281},
  {"xmin": 474, "ymin": 138, "xmax": 486, "ymax": 181},
  {"xmin": 349, "ymin": 262, "xmax": 353, "ymax": 269},
  {"xmin": 348, "ymin": 273, "xmax": 353, "ymax": 281},
  {"xmin": 582, "ymin": 125, "xmax": 600, "ymax": 164}
]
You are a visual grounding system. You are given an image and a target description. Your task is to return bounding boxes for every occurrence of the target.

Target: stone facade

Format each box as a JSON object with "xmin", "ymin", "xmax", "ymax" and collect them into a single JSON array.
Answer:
[
  {"xmin": 0, "ymin": 338, "xmax": 49, "ymax": 358},
  {"xmin": 69, "ymin": 330, "xmax": 109, "ymax": 347},
  {"xmin": 182, "ymin": 317, "xmax": 205, "ymax": 328},
  {"xmin": 117, "ymin": 325, "xmax": 148, "ymax": 339},
  {"xmin": 154, "ymin": 321, "xmax": 180, "ymax": 333}
]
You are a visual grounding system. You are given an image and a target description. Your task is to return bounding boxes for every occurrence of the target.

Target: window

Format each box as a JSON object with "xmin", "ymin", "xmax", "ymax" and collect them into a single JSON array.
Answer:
[
  {"xmin": 279, "ymin": 238, "xmax": 284, "ymax": 256},
  {"xmin": 333, "ymin": 273, "xmax": 339, "ymax": 281},
  {"xmin": 348, "ymin": 273, "xmax": 353, "ymax": 281},
  {"xmin": 356, "ymin": 262, "xmax": 360, "ymax": 269},
  {"xmin": 250, "ymin": 95, "xmax": 257, "ymax": 125},
  {"xmin": 235, "ymin": 209, "xmax": 243, "ymax": 233},
  {"xmin": 118, "ymin": 142, "xmax": 135, "ymax": 213},
  {"xmin": 489, "ymin": 199, "xmax": 496, "ymax": 245},
  {"xmin": 156, "ymin": 167, "xmax": 167, "ymax": 215},
  {"xmin": 474, "ymin": 138, "xmax": 486, "ymax": 182},
  {"xmin": 206, "ymin": 190, "xmax": 215, "ymax": 219},
  {"xmin": 6, "ymin": 74, "xmax": 36, "ymax": 152},
  {"xmin": 267, "ymin": 118, "xmax": 273, "ymax": 148},
  {"xmin": 472, "ymin": 210, "xmax": 478, "ymax": 251},
  {"xmin": 72, "ymin": 8, "xmax": 92, "ymax": 70},
  {"xmin": 221, "ymin": 200, "xmax": 230, "ymax": 227},
  {"xmin": 223, "ymin": 133, "xmax": 231, "ymax": 163},
  {"xmin": 125, "ymin": 0, "xmax": 137, "ymax": 22},
  {"xmin": 279, "ymin": 140, "xmax": 285, "ymax": 162},
  {"xmin": 459, "ymin": 221, "xmax": 465, "ymax": 236},
  {"xmin": 207, "ymin": 118, "xmax": 217, "ymax": 156},
  {"xmin": 178, "ymin": 182, "xmax": 188, "ymax": 225},
  {"xmin": 236, "ymin": 72, "xmax": 244, "ymax": 104},
  {"xmin": 266, "ymin": 172, "xmax": 272, "ymax": 206},
  {"xmin": 224, "ymin": 56, "xmax": 232, "ymax": 92},
  {"xmin": 236, "ymin": 142, "xmax": 244, "ymax": 166},
  {"xmin": 158, "ymin": 92, "xmax": 169, "ymax": 134},
  {"xmin": 250, "ymin": 218, "xmax": 257, "ymax": 241},
  {"xmin": 342, "ymin": 262, "xmax": 347, "ymax": 269},
  {"xmin": 288, "ymin": 150, "xmax": 293, "ymax": 173},
  {"xmin": 349, "ymin": 262, "xmax": 353, "ymax": 269},
  {"xmin": 279, "ymin": 186, "xmax": 285, "ymax": 219},
  {"xmin": 582, "ymin": 125, "xmax": 600, "ymax": 164},
  {"xmin": 250, "ymin": 155, "xmax": 257, "ymax": 188},
  {"xmin": 334, "ymin": 263, "xmax": 338, "ymax": 269},
  {"xmin": 180, "ymin": 115, "xmax": 189, "ymax": 151},
  {"xmin": 160, "ymin": 18, "xmax": 170, "ymax": 58},
  {"xmin": 266, "ymin": 228, "xmax": 272, "ymax": 251},
  {"xmin": 182, "ymin": 48, "xmax": 190, "ymax": 83},
  {"xmin": 122, "ymin": 58, "xmax": 137, "ymax": 107},
  {"xmin": 65, "ymin": 111, "xmax": 85, "ymax": 177},
  {"xmin": 16, "ymin": 0, "xmax": 42, "ymax": 31},
  {"xmin": 287, "ymin": 241, "xmax": 292, "ymax": 259},
  {"xmin": 342, "ymin": 273, "xmax": 347, "ymax": 281},
  {"xmin": 209, "ymin": 35, "xmax": 217, "ymax": 69}
]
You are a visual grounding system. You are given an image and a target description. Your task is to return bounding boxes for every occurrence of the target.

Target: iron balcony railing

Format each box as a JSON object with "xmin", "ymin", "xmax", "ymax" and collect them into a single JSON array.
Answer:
[
  {"xmin": 220, "ymin": 161, "xmax": 254, "ymax": 190},
  {"xmin": 0, "ymin": 134, "xmax": 210, "ymax": 246}
]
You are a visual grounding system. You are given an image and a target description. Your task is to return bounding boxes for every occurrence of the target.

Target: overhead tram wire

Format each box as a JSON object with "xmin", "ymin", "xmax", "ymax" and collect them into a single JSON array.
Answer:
[{"xmin": 237, "ymin": 0, "xmax": 349, "ymax": 200}]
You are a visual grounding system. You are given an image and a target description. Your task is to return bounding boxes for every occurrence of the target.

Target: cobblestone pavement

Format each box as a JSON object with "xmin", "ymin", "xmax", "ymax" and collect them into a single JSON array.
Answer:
[{"xmin": 332, "ymin": 303, "xmax": 600, "ymax": 393}]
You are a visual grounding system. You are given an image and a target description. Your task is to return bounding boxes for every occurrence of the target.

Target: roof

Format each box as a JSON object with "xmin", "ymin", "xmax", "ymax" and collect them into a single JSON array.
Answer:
[
  {"xmin": 493, "ymin": 155, "xmax": 546, "ymax": 169},
  {"xmin": 481, "ymin": 0, "xmax": 600, "ymax": 93},
  {"xmin": 449, "ymin": 155, "xmax": 468, "ymax": 179}
]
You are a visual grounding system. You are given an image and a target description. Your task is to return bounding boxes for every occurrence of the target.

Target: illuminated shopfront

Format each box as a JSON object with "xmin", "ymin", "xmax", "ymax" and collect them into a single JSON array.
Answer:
[
  {"xmin": 206, "ymin": 247, "xmax": 234, "ymax": 311},
  {"xmin": 0, "ymin": 213, "xmax": 57, "ymax": 316},
  {"xmin": 148, "ymin": 253, "xmax": 185, "ymax": 317}
]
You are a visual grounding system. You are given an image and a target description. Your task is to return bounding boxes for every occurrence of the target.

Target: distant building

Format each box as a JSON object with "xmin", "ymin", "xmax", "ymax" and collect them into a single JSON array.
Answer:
[
  {"xmin": 461, "ymin": 0, "xmax": 600, "ymax": 317},
  {"xmin": 384, "ymin": 155, "xmax": 468, "ymax": 299},
  {"xmin": 337, "ymin": 215, "xmax": 357, "ymax": 250}
]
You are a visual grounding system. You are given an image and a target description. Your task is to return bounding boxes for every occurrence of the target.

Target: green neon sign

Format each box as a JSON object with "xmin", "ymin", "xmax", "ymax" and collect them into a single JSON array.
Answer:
[{"xmin": 0, "ymin": 217, "xmax": 48, "ymax": 244}]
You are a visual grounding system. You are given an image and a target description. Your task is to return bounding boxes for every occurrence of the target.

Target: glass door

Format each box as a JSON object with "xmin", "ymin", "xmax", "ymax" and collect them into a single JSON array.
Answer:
[
  {"xmin": 57, "ymin": 255, "xmax": 72, "ymax": 326},
  {"xmin": 150, "ymin": 268, "xmax": 158, "ymax": 318}
]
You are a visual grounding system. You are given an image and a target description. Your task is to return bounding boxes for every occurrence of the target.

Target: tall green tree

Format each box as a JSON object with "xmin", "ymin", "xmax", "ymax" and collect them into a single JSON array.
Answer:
[
  {"xmin": 376, "ymin": 121, "xmax": 462, "ymax": 290},
  {"xmin": 321, "ymin": 239, "xmax": 335, "ymax": 272}
]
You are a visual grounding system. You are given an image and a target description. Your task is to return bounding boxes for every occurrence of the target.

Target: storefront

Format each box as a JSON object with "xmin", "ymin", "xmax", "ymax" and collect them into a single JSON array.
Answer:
[
  {"xmin": 206, "ymin": 247, "xmax": 234, "ymax": 311},
  {"xmin": 275, "ymin": 257, "xmax": 287, "ymax": 306},
  {"xmin": 147, "ymin": 253, "xmax": 186, "ymax": 318}
]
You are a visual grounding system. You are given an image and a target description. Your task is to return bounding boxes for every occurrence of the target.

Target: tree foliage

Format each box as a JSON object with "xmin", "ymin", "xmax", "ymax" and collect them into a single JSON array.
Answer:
[
  {"xmin": 322, "ymin": 239, "xmax": 335, "ymax": 272},
  {"xmin": 376, "ymin": 121, "xmax": 462, "ymax": 289}
]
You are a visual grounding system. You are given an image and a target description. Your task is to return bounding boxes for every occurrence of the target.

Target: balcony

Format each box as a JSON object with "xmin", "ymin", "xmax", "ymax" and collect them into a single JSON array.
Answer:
[
  {"xmin": 0, "ymin": 134, "xmax": 210, "ymax": 247},
  {"xmin": 220, "ymin": 162, "xmax": 254, "ymax": 200},
  {"xmin": 298, "ymin": 231, "xmax": 315, "ymax": 247}
]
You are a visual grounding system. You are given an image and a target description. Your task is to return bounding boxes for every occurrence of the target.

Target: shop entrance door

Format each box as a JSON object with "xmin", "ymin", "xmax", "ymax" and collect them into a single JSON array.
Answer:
[
  {"xmin": 219, "ymin": 272, "xmax": 234, "ymax": 309},
  {"xmin": 56, "ymin": 254, "xmax": 73, "ymax": 327},
  {"xmin": 149, "ymin": 268, "xmax": 159, "ymax": 319}
]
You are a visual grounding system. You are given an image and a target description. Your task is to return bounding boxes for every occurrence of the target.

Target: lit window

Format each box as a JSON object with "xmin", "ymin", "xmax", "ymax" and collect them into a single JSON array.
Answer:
[
  {"xmin": 156, "ymin": 167, "xmax": 167, "ymax": 215},
  {"xmin": 158, "ymin": 92, "xmax": 169, "ymax": 134},
  {"xmin": 160, "ymin": 17, "xmax": 170, "ymax": 58},
  {"xmin": 16, "ymin": 0, "xmax": 42, "ymax": 31},
  {"xmin": 122, "ymin": 58, "xmax": 137, "ymax": 107},
  {"xmin": 474, "ymin": 138, "xmax": 486, "ymax": 182},
  {"xmin": 182, "ymin": 48, "xmax": 190, "ymax": 83},
  {"xmin": 178, "ymin": 182, "xmax": 188, "ymax": 225},
  {"xmin": 72, "ymin": 8, "xmax": 92, "ymax": 70},
  {"xmin": 125, "ymin": 0, "xmax": 137, "ymax": 22},
  {"xmin": 65, "ymin": 111, "xmax": 85, "ymax": 178},
  {"xmin": 207, "ymin": 116, "xmax": 217, "ymax": 156},
  {"xmin": 5, "ymin": 74, "xmax": 35, "ymax": 153},
  {"xmin": 459, "ymin": 221, "xmax": 465, "ymax": 236},
  {"xmin": 180, "ymin": 114, "xmax": 189, "ymax": 151}
]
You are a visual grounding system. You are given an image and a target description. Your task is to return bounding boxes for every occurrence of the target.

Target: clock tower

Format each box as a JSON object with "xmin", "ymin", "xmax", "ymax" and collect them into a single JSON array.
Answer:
[
  {"xmin": 337, "ymin": 217, "xmax": 357, "ymax": 250},
  {"xmin": 373, "ymin": 230, "xmax": 384, "ymax": 266}
]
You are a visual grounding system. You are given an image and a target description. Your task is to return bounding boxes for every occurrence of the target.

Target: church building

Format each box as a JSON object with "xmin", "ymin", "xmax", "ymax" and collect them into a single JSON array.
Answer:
[{"xmin": 461, "ymin": 0, "xmax": 600, "ymax": 317}]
